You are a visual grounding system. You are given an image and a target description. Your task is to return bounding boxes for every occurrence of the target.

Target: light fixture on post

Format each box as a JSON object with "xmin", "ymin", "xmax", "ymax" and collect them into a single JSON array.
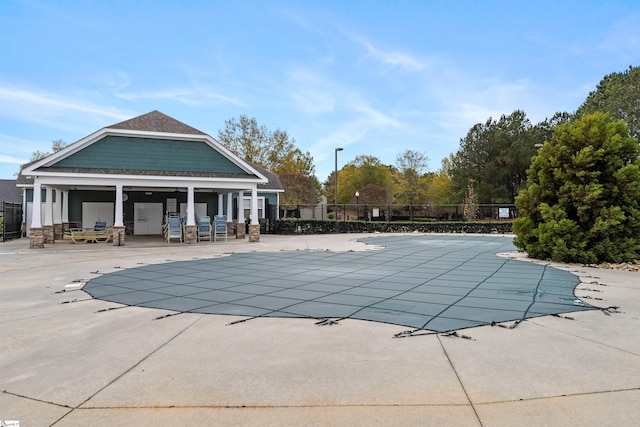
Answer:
[
  {"xmin": 355, "ymin": 191, "xmax": 359, "ymax": 220},
  {"xmin": 334, "ymin": 147, "xmax": 343, "ymax": 220}
]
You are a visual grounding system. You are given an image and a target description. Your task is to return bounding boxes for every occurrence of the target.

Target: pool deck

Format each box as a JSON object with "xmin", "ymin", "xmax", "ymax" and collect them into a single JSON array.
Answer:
[{"xmin": 1, "ymin": 233, "xmax": 639, "ymax": 426}]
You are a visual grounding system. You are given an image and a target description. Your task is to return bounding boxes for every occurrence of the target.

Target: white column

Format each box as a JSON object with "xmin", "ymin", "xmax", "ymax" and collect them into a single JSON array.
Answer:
[
  {"xmin": 237, "ymin": 191, "xmax": 245, "ymax": 224},
  {"xmin": 250, "ymin": 187, "xmax": 259, "ymax": 225},
  {"xmin": 218, "ymin": 194, "xmax": 223, "ymax": 216},
  {"xmin": 22, "ymin": 188, "xmax": 27, "ymax": 224},
  {"xmin": 187, "ymin": 186, "xmax": 196, "ymax": 226},
  {"xmin": 226, "ymin": 192, "xmax": 233, "ymax": 220},
  {"xmin": 31, "ymin": 182, "xmax": 42, "ymax": 228},
  {"xmin": 44, "ymin": 186, "xmax": 53, "ymax": 227},
  {"xmin": 61, "ymin": 190, "xmax": 69, "ymax": 223},
  {"xmin": 275, "ymin": 193, "xmax": 280, "ymax": 220},
  {"xmin": 52, "ymin": 189, "xmax": 61, "ymax": 225},
  {"xmin": 114, "ymin": 184, "xmax": 124, "ymax": 226}
]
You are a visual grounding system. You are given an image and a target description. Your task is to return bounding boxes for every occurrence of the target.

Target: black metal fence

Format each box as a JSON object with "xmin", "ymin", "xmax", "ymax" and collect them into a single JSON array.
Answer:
[
  {"xmin": 279, "ymin": 203, "xmax": 519, "ymax": 222},
  {"xmin": 1, "ymin": 201, "xmax": 23, "ymax": 241}
]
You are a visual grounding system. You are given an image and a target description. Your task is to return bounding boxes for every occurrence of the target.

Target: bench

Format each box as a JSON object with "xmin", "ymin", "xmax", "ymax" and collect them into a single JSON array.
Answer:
[{"xmin": 65, "ymin": 228, "xmax": 113, "ymax": 243}]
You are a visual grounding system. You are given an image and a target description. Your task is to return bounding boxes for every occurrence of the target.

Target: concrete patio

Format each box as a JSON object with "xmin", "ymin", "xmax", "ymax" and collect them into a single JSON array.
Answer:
[{"xmin": 1, "ymin": 233, "xmax": 638, "ymax": 426}]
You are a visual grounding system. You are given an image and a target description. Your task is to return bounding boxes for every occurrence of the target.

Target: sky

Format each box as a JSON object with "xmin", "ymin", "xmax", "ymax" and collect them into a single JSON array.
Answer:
[{"xmin": 1, "ymin": 0, "xmax": 639, "ymax": 181}]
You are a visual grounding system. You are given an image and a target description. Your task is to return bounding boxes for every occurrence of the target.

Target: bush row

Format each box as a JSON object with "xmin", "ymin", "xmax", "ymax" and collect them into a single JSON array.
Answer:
[{"xmin": 271, "ymin": 219, "xmax": 512, "ymax": 235}]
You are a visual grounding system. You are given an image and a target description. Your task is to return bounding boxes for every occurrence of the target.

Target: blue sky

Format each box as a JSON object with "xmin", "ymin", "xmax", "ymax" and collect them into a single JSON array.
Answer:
[{"xmin": 1, "ymin": 0, "xmax": 639, "ymax": 181}]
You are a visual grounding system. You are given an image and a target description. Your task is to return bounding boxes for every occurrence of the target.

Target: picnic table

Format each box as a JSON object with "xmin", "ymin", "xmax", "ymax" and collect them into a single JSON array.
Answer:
[{"xmin": 64, "ymin": 228, "xmax": 113, "ymax": 243}]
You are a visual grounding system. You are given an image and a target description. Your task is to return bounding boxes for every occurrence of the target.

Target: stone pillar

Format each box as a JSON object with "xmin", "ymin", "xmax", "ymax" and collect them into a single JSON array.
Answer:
[
  {"xmin": 112, "ymin": 226, "xmax": 125, "ymax": 246},
  {"xmin": 184, "ymin": 224, "xmax": 197, "ymax": 244},
  {"xmin": 54, "ymin": 223, "xmax": 63, "ymax": 240},
  {"xmin": 227, "ymin": 221, "xmax": 236, "ymax": 237},
  {"xmin": 236, "ymin": 223, "xmax": 246, "ymax": 239},
  {"xmin": 248, "ymin": 224, "xmax": 260, "ymax": 242},
  {"xmin": 43, "ymin": 226, "xmax": 54, "ymax": 243},
  {"xmin": 29, "ymin": 227, "xmax": 44, "ymax": 249}
]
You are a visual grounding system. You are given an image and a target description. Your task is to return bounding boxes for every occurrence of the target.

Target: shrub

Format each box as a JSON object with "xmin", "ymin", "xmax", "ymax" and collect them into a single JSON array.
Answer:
[{"xmin": 514, "ymin": 113, "xmax": 640, "ymax": 263}]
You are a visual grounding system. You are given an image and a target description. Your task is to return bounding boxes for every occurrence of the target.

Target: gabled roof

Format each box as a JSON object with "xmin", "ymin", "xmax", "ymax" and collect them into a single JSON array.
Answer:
[
  {"xmin": 19, "ymin": 111, "xmax": 275, "ymax": 187},
  {"xmin": 107, "ymin": 110, "xmax": 206, "ymax": 135}
]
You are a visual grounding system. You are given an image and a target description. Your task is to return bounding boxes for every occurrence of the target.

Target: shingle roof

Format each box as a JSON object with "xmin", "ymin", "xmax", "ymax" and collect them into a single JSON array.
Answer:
[
  {"xmin": 107, "ymin": 110, "xmax": 206, "ymax": 135},
  {"xmin": 0, "ymin": 179, "xmax": 22, "ymax": 203},
  {"xmin": 17, "ymin": 111, "xmax": 283, "ymax": 190},
  {"xmin": 250, "ymin": 163, "xmax": 284, "ymax": 190}
]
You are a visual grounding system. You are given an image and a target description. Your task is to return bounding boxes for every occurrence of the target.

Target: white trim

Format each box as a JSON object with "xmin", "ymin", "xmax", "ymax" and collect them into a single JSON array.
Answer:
[
  {"xmin": 26, "ymin": 175, "xmax": 263, "ymax": 190},
  {"xmin": 23, "ymin": 128, "xmax": 269, "ymax": 184}
]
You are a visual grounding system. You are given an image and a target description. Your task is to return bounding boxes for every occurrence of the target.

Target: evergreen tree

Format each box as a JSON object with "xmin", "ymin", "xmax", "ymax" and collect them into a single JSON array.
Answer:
[
  {"xmin": 513, "ymin": 113, "xmax": 640, "ymax": 263},
  {"xmin": 575, "ymin": 65, "xmax": 640, "ymax": 140}
]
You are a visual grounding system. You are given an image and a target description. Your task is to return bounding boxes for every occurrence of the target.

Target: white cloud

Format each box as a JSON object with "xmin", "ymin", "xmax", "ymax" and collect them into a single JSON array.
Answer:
[
  {"xmin": 352, "ymin": 34, "xmax": 427, "ymax": 72},
  {"xmin": 116, "ymin": 87, "xmax": 247, "ymax": 108},
  {"xmin": 0, "ymin": 84, "xmax": 132, "ymax": 132},
  {"xmin": 115, "ymin": 88, "xmax": 201, "ymax": 105}
]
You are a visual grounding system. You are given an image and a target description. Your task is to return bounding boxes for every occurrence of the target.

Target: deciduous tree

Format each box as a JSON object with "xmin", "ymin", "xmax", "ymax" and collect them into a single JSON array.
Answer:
[
  {"xmin": 394, "ymin": 149, "xmax": 429, "ymax": 205},
  {"xmin": 217, "ymin": 115, "xmax": 319, "ymax": 203},
  {"xmin": 217, "ymin": 115, "xmax": 315, "ymax": 176}
]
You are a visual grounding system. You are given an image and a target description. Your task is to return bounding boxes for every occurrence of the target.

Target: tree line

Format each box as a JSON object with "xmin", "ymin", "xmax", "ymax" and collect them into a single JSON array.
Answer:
[
  {"xmin": 222, "ymin": 65, "xmax": 638, "ymax": 209},
  {"xmin": 30, "ymin": 65, "xmax": 638, "ymax": 211}
]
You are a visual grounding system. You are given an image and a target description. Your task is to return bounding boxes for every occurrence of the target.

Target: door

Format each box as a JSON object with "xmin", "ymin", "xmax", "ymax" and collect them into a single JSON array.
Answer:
[
  {"xmin": 82, "ymin": 202, "xmax": 114, "ymax": 229},
  {"xmin": 134, "ymin": 203, "xmax": 163, "ymax": 235}
]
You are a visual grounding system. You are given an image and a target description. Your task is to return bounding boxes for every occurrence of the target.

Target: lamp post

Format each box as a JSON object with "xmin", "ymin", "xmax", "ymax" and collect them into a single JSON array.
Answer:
[
  {"xmin": 334, "ymin": 147, "xmax": 343, "ymax": 220},
  {"xmin": 355, "ymin": 191, "xmax": 359, "ymax": 220}
]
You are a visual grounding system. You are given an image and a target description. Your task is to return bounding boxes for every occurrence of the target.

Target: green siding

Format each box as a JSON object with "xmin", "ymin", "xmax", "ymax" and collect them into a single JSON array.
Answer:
[{"xmin": 53, "ymin": 136, "xmax": 247, "ymax": 174}]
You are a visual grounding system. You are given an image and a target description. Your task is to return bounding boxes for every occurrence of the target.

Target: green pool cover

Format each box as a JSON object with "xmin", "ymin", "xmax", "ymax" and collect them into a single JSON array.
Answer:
[{"xmin": 83, "ymin": 235, "xmax": 595, "ymax": 332}]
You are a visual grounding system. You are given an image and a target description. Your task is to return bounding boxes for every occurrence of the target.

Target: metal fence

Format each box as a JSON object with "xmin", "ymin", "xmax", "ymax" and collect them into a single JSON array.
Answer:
[
  {"xmin": 279, "ymin": 203, "xmax": 519, "ymax": 222},
  {"xmin": 0, "ymin": 201, "xmax": 23, "ymax": 241}
]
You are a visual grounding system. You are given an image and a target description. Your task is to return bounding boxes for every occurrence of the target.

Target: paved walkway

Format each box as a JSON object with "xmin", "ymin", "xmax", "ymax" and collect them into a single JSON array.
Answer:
[{"xmin": 1, "ymin": 233, "xmax": 639, "ymax": 426}]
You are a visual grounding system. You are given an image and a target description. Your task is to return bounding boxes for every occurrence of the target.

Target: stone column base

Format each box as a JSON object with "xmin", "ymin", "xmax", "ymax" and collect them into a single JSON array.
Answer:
[
  {"xmin": 30, "ymin": 228, "xmax": 44, "ymax": 248},
  {"xmin": 184, "ymin": 225, "xmax": 197, "ymax": 244},
  {"xmin": 236, "ymin": 223, "xmax": 246, "ymax": 239},
  {"xmin": 54, "ymin": 223, "xmax": 64, "ymax": 240},
  {"xmin": 248, "ymin": 224, "xmax": 260, "ymax": 242},
  {"xmin": 43, "ymin": 225, "xmax": 55, "ymax": 243},
  {"xmin": 112, "ymin": 226, "xmax": 125, "ymax": 246},
  {"xmin": 63, "ymin": 223, "xmax": 70, "ymax": 233},
  {"xmin": 227, "ymin": 222, "xmax": 236, "ymax": 237}
]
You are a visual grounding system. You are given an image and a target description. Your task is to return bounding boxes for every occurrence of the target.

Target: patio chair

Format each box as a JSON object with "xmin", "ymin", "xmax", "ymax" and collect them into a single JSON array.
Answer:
[
  {"xmin": 197, "ymin": 216, "xmax": 212, "ymax": 242},
  {"xmin": 213, "ymin": 215, "xmax": 227, "ymax": 242},
  {"xmin": 166, "ymin": 216, "xmax": 182, "ymax": 243}
]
